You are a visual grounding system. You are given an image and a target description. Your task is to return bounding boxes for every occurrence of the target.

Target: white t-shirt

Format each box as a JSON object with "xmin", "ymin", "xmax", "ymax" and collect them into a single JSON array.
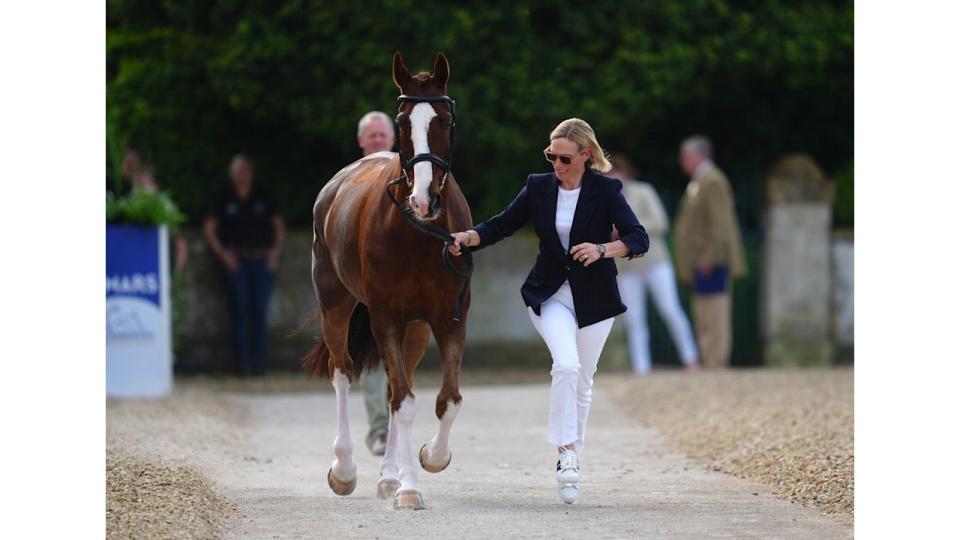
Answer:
[
  {"xmin": 551, "ymin": 185, "xmax": 582, "ymax": 315},
  {"xmin": 555, "ymin": 186, "xmax": 581, "ymax": 251}
]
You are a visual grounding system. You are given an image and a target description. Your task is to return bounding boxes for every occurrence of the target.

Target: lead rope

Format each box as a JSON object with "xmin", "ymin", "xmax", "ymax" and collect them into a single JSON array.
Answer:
[{"xmin": 386, "ymin": 175, "xmax": 473, "ymax": 322}]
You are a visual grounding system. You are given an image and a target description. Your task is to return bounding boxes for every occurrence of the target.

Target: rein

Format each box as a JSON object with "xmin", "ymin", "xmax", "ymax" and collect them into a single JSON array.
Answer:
[{"xmin": 386, "ymin": 177, "xmax": 473, "ymax": 322}]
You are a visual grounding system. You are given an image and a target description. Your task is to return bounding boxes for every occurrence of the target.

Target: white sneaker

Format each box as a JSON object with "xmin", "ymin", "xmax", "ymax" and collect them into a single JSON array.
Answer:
[{"xmin": 556, "ymin": 449, "xmax": 581, "ymax": 504}]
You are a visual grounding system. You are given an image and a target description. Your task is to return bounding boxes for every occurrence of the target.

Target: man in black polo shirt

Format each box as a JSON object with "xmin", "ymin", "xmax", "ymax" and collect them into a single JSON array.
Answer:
[{"xmin": 203, "ymin": 154, "xmax": 286, "ymax": 376}]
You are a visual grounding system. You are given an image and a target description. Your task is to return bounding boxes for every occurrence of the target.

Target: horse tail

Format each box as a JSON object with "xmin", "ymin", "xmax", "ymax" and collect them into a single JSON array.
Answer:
[
  {"xmin": 290, "ymin": 306, "xmax": 321, "ymax": 338},
  {"xmin": 300, "ymin": 340, "xmax": 330, "ymax": 381},
  {"xmin": 347, "ymin": 303, "xmax": 381, "ymax": 376},
  {"xmin": 299, "ymin": 303, "xmax": 380, "ymax": 379}
]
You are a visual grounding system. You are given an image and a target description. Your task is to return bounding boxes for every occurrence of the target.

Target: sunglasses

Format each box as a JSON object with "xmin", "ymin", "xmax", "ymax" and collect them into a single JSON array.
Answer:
[{"xmin": 544, "ymin": 149, "xmax": 584, "ymax": 165}]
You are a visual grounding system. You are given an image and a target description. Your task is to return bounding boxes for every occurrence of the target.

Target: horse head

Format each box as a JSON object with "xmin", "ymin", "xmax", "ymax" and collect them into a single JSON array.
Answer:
[{"xmin": 392, "ymin": 51, "xmax": 454, "ymax": 222}]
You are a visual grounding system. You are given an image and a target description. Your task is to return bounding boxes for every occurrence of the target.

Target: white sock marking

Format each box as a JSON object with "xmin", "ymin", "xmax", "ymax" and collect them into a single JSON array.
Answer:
[
  {"xmin": 394, "ymin": 395, "xmax": 419, "ymax": 493},
  {"xmin": 380, "ymin": 409, "xmax": 400, "ymax": 479},
  {"xmin": 331, "ymin": 369, "xmax": 355, "ymax": 479},
  {"xmin": 427, "ymin": 400, "xmax": 460, "ymax": 462}
]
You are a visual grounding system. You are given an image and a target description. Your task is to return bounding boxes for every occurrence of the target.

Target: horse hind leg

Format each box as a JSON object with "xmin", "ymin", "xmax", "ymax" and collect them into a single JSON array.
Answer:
[
  {"xmin": 323, "ymin": 300, "xmax": 360, "ymax": 496},
  {"xmin": 419, "ymin": 321, "xmax": 465, "ymax": 474}
]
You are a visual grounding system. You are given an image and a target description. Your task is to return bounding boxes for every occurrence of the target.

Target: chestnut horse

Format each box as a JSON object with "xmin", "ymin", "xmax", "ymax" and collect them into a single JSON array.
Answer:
[{"xmin": 302, "ymin": 52, "xmax": 472, "ymax": 510}]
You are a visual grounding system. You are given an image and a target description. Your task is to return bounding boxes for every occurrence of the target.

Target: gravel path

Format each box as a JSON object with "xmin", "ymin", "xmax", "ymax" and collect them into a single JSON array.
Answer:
[
  {"xmin": 608, "ymin": 368, "xmax": 854, "ymax": 523},
  {"xmin": 107, "ymin": 374, "xmax": 851, "ymax": 539},
  {"xmin": 107, "ymin": 450, "xmax": 235, "ymax": 539}
]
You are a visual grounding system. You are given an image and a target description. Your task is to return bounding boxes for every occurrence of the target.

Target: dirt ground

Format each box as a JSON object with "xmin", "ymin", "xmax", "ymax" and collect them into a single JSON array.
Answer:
[
  {"xmin": 608, "ymin": 368, "xmax": 854, "ymax": 523},
  {"xmin": 106, "ymin": 369, "xmax": 853, "ymax": 539}
]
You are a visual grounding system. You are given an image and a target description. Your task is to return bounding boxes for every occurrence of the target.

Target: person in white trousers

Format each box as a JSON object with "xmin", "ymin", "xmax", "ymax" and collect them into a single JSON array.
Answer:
[
  {"xmin": 449, "ymin": 119, "xmax": 649, "ymax": 505},
  {"xmin": 608, "ymin": 155, "xmax": 700, "ymax": 374}
]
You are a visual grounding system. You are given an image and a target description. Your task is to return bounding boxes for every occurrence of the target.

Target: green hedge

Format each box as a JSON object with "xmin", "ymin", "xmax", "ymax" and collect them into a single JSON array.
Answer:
[{"xmin": 107, "ymin": 0, "xmax": 853, "ymax": 229}]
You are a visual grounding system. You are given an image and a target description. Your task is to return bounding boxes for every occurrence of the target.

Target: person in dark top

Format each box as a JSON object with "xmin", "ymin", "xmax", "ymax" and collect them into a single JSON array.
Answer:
[{"xmin": 203, "ymin": 154, "xmax": 286, "ymax": 376}]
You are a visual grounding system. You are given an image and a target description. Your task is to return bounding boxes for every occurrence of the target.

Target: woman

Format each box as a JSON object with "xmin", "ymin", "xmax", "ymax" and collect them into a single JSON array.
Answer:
[
  {"xmin": 607, "ymin": 155, "xmax": 700, "ymax": 374},
  {"xmin": 448, "ymin": 118, "xmax": 649, "ymax": 504}
]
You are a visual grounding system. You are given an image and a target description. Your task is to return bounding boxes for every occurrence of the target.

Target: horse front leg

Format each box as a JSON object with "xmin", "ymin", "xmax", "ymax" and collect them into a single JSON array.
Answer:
[
  {"xmin": 371, "ymin": 315, "xmax": 425, "ymax": 510},
  {"xmin": 377, "ymin": 321, "xmax": 430, "ymax": 500},
  {"xmin": 419, "ymin": 321, "xmax": 465, "ymax": 474}
]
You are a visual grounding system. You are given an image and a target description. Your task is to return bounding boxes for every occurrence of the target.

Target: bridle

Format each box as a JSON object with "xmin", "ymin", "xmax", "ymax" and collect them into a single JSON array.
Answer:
[
  {"xmin": 394, "ymin": 94, "xmax": 456, "ymax": 191},
  {"xmin": 385, "ymin": 93, "xmax": 472, "ymax": 323}
]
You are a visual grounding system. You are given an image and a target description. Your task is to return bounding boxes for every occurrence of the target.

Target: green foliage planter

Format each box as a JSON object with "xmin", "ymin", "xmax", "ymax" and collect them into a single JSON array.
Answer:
[{"xmin": 106, "ymin": 189, "xmax": 187, "ymax": 229}]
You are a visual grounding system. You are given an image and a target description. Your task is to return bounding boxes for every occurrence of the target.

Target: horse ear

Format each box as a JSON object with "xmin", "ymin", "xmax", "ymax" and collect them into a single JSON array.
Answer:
[
  {"xmin": 432, "ymin": 52, "xmax": 450, "ymax": 90},
  {"xmin": 393, "ymin": 51, "xmax": 412, "ymax": 91}
]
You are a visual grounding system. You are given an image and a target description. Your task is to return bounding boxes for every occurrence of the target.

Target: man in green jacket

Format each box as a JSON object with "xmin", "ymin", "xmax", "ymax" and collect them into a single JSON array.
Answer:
[{"xmin": 674, "ymin": 136, "xmax": 747, "ymax": 368}]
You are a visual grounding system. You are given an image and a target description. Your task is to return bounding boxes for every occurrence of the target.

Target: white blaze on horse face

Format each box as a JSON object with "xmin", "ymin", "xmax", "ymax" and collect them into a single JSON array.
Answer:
[{"xmin": 409, "ymin": 102, "xmax": 437, "ymax": 218}]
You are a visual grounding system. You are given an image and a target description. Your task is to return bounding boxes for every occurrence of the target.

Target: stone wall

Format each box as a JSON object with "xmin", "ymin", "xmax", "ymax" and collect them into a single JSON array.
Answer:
[{"xmin": 172, "ymin": 214, "xmax": 853, "ymax": 373}]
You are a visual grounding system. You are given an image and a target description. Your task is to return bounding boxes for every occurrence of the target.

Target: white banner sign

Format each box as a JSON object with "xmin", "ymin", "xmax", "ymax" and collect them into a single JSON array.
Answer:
[{"xmin": 106, "ymin": 225, "xmax": 172, "ymax": 397}]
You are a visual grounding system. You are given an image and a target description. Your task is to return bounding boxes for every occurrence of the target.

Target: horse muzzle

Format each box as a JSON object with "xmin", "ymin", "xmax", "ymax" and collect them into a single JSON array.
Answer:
[{"xmin": 408, "ymin": 193, "xmax": 442, "ymax": 221}]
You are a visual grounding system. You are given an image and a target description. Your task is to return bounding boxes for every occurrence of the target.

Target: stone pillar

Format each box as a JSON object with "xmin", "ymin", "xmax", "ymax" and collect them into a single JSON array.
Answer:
[
  {"xmin": 831, "ymin": 231, "xmax": 854, "ymax": 358},
  {"xmin": 761, "ymin": 155, "xmax": 835, "ymax": 366}
]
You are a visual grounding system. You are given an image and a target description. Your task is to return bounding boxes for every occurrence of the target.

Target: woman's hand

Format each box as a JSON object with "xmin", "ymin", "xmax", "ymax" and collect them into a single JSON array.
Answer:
[
  {"xmin": 447, "ymin": 230, "xmax": 479, "ymax": 256},
  {"xmin": 570, "ymin": 242, "xmax": 603, "ymax": 267}
]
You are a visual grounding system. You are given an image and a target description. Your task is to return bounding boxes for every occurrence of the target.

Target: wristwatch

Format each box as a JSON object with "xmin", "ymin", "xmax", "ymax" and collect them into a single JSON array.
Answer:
[{"xmin": 597, "ymin": 243, "xmax": 606, "ymax": 258}]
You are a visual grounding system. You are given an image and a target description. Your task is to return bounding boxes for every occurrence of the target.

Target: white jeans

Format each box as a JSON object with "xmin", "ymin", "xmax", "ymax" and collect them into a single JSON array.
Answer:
[
  {"xmin": 617, "ymin": 261, "xmax": 699, "ymax": 373},
  {"xmin": 528, "ymin": 282, "xmax": 614, "ymax": 454}
]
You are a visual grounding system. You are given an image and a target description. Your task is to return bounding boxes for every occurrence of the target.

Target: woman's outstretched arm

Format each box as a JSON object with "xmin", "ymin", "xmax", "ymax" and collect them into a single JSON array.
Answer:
[{"xmin": 448, "ymin": 176, "xmax": 533, "ymax": 255}]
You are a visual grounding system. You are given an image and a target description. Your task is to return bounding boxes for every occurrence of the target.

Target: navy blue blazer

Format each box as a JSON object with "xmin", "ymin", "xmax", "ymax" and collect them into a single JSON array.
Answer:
[{"xmin": 472, "ymin": 168, "xmax": 649, "ymax": 327}]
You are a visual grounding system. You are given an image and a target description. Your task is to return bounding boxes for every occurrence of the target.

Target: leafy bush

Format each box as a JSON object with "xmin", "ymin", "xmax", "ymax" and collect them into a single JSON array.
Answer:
[{"xmin": 107, "ymin": 189, "xmax": 187, "ymax": 229}]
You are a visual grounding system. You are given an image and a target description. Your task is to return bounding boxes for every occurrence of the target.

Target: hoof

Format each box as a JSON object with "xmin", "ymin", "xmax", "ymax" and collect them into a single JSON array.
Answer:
[
  {"xmin": 327, "ymin": 467, "xmax": 357, "ymax": 496},
  {"xmin": 376, "ymin": 477, "xmax": 401, "ymax": 500},
  {"xmin": 419, "ymin": 443, "xmax": 452, "ymax": 473},
  {"xmin": 393, "ymin": 489, "xmax": 425, "ymax": 510}
]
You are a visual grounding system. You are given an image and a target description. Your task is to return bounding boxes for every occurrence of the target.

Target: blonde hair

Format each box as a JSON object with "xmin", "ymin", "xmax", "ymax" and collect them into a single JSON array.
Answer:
[{"xmin": 549, "ymin": 118, "xmax": 612, "ymax": 173}]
